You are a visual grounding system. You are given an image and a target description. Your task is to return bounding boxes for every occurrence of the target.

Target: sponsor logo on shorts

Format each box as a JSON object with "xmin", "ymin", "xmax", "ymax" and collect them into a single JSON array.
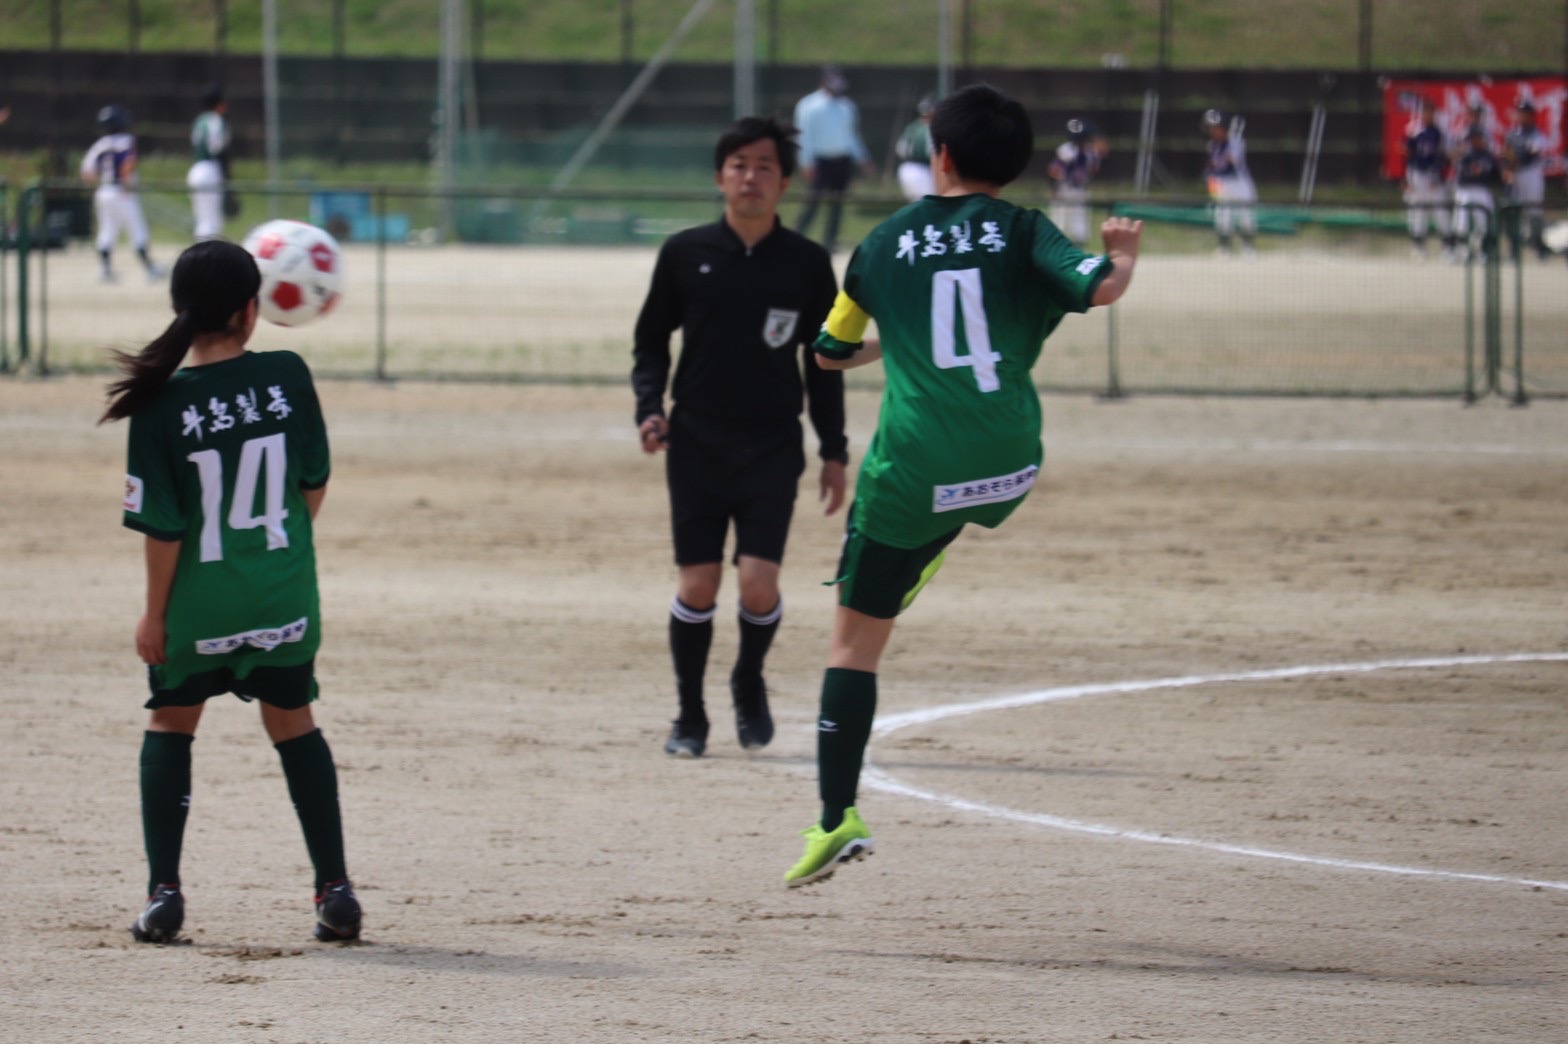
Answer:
[
  {"xmin": 763, "ymin": 308, "xmax": 800, "ymax": 349},
  {"xmin": 123, "ymin": 474, "xmax": 144, "ymax": 513},
  {"xmin": 932, "ymin": 464, "xmax": 1039, "ymax": 513},
  {"xmin": 195, "ymin": 617, "xmax": 309, "ymax": 655}
]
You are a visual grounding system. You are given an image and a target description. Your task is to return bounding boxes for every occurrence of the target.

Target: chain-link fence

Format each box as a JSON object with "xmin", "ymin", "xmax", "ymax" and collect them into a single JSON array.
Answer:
[{"xmin": 5, "ymin": 182, "xmax": 1563, "ymax": 401}]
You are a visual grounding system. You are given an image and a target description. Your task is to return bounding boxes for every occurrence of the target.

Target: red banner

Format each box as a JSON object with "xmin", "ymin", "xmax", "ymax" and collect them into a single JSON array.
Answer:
[{"xmin": 1383, "ymin": 78, "xmax": 1566, "ymax": 180}]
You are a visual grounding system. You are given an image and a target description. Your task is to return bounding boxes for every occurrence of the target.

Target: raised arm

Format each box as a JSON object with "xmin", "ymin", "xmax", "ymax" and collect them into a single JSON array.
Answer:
[
  {"xmin": 812, "ymin": 289, "xmax": 881, "ymax": 370},
  {"xmin": 1089, "ymin": 217, "xmax": 1143, "ymax": 307}
]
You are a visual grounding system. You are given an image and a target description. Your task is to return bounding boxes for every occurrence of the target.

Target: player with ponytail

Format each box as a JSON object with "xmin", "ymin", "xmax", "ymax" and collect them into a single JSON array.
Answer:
[{"xmin": 103, "ymin": 240, "xmax": 361, "ymax": 945}]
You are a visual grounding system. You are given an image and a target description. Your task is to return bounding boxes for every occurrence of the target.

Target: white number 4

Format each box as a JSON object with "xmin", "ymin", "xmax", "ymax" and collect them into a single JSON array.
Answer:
[
  {"xmin": 931, "ymin": 268, "xmax": 1000, "ymax": 392},
  {"xmin": 187, "ymin": 433, "xmax": 290, "ymax": 563}
]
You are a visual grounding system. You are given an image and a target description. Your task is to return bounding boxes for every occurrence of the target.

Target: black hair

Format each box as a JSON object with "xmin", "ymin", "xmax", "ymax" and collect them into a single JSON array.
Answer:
[
  {"xmin": 929, "ymin": 83, "xmax": 1034, "ymax": 188},
  {"xmin": 714, "ymin": 116, "xmax": 798, "ymax": 178},
  {"xmin": 100, "ymin": 240, "xmax": 262, "ymax": 423},
  {"xmin": 201, "ymin": 84, "xmax": 225, "ymax": 111}
]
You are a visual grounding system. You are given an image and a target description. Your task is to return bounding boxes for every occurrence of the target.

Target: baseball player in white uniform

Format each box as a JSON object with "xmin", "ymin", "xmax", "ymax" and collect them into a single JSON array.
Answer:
[
  {"xmin": 80, "ymin": 106, "xmax": 164, "ymax": 284},
  {"xmin": 1047, "ymin": 118, "xmax": 1107, "ymax": 245},
  {"xmin": 1504, "ymin": 100, "xmax": 1551, "ymax": 261},
  {"xmin": 1452, "ymin": 123, "xmax": 1503, "ymax": 262},
  {"xmin": 187, "ymin": 87, "xmax": 231, "ymax": 240},
  {"xmin": 1402, "ymin": 96, "xmax": 1454, "ymax": 260},
  {"xmin": 1202, "ymin": 109, "xmax": 1257, "ymax": 257}
]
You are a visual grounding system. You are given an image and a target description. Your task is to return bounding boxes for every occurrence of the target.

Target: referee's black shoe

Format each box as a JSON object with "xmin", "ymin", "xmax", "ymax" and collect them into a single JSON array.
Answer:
[
  {"xmin": 731, "ymin": 671, "xmax": 775, "ymax": 751},
  {"xmin": 130, "ymin": 884, "xmax": 184, "ymax": 944},
  {"xmin": 664, "ymin": 719, "xmax": 709, "ymax": 758},
  {"xmin": 314, "ymin": 879, "xmax": 362, "ymax": 942}
]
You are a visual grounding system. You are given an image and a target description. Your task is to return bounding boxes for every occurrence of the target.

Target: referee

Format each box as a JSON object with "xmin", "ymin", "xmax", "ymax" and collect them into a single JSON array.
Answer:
[{"xmin": 633, "ymin": 116, "xmax": 847, "ymax": 759}]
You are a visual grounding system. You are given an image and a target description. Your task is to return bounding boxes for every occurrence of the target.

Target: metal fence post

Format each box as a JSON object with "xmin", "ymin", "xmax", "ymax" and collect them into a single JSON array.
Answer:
[
  {"xmin": 1, "ymin": 180, "xmax": 9, "ymax": 373},
  {"xmin": 1510, "ymin": 208, "xmax": 1529, "ymax": 406},
  {"xmin": 1484, "ymin": 210, "xmax": 1501, "ymax": 397},
  {"xmin": 1105, "ymin": 302, "xmax": 1123, "ymax": 399},
  {"xmin": 1463, "ymin": 227, "xmax": 1476, "ymax": 404},
  {"xmin": 16, "ymin": 184, "xmax": 36, "ymax": 369},
  {"xmin": 375, "ymin": 185, "xmax": 389, "ymax": 381}
]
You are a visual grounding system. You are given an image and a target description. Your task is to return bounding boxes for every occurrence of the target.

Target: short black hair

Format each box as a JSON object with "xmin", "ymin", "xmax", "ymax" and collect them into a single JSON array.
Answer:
[
  {"xmin": 929, "ymin": 84, "xmax": 1034, "ymax": 188},
  {"xmin": 714, "ymin": 116, "xmax": 798, "ymax": 178}
]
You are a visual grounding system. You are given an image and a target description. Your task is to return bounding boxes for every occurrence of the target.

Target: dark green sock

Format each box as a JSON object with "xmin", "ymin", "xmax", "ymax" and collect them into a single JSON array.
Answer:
[
  {"xmin": 275, "ymin": 729, "xmax": 347, "ymax": 892},
  {"xmin": 817, "ymin": 667, "xmax": 877, "ymax": 832},
  {"xmin": 140, "ymin": 731, "xmax": 194, "ymax": 895}
]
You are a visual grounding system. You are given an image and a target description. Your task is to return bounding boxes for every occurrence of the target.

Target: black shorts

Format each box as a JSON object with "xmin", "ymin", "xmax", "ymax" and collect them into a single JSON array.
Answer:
[
  {"xmin": 811, "ymin": 155, "xmax": 856, "ymax": 193},
  {"xmin": 833, "ymin": 509, "xmax": 963, "ymax": 619},
  {"xmin": 145, "ymin": 660, "xmax": 318, "ymax": 711},
  {"xmin": 666, "ymin": 409, "xmax": 805, "ymax": 566}
]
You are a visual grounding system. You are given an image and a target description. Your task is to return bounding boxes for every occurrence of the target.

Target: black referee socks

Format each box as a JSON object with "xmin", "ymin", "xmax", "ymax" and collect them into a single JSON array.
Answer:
[
  {"xmin": 669, "ymin": 597, "xmax": 716, "ymax": 726},
  {"xmin": 733, "ymin": 598, "xmax": 782, "ymax": 688}
]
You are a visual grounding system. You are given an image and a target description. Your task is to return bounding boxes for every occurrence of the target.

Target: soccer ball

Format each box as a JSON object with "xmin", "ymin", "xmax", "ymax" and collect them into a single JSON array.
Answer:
[{"xmin": 242, "ymin": 219, "xmax": 344, "ymax": 327}]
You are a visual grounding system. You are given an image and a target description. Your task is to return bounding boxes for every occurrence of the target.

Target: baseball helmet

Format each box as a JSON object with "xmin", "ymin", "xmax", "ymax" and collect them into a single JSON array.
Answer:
[
  {"xmin": 97, "ymin": 104, "xmax": 129, "ymax": 133},
  {"xmin": 1066, "ymin": 118, "xmax": 1097, "ymax": 141},
  {"xmin": 916, "ymin": 95, "xmax": 936, "ymax": 117},
  {"xmin": 1201, "ymin": 108, "xmax": 1227, "ymax": 132},
  {"xmin": 1516, "ymin": 99, "xmax": 1537, "ymax": 115}
]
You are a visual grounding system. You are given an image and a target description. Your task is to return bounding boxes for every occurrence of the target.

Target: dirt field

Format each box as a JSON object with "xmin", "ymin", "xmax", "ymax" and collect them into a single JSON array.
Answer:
[{"xmin": 1, "ymin": 374, "xmax": 1565, "ymax": 1043}]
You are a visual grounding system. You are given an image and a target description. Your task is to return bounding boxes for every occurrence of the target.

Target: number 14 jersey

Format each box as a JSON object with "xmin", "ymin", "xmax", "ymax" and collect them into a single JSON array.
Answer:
[
  {"xmin": 820, "ymin": 194, "xmax": 1110, "ymax": 548},
  {"xmin": 122, "ymin": 350, "xmax": 330, "ymax": 688}
]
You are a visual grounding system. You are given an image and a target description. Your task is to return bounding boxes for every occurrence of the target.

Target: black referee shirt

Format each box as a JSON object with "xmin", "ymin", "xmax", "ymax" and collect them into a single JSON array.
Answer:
[{"xmin": 632, "ymin": 217, "xmax": 847, "ymax": 462}]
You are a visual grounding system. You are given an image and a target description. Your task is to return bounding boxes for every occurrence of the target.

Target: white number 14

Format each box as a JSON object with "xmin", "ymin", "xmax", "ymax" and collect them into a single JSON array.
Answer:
[
  {"xmin": 187, "ymin": 432, "xmax": 290, "ymax": 563},
  {"xmin": 931, "ymin": 267, "xmax": 1001, "ymax": 392}
]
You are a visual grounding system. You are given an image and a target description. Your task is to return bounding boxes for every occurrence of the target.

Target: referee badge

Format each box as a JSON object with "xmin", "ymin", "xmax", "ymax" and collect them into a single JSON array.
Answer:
[{"xmin": 762, "ymin": 308, "xmax": 800, "ymax": 349}]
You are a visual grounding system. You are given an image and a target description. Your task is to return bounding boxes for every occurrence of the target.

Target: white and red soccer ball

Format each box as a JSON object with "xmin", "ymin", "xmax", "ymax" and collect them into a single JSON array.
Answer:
[{"xmin": 242, "ymin": 219, "xmax": 344, "ymax": 327}]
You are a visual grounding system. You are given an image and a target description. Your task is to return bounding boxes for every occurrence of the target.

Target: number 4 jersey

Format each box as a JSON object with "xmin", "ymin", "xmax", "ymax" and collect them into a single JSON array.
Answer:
[
  {"xmin": 816, "ymin": 193, "xmax": 1110, "ymax": 549},
  {"xmin": 122, "ymin": 350, "xmax": 330, "ymax": 688}
]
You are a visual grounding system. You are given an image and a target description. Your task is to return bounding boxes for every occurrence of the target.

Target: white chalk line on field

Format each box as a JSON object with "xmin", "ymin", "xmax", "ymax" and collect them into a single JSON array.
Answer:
[{"xmin": 862, "ymin": 653, "xmax": 1568, "ymax": 892}]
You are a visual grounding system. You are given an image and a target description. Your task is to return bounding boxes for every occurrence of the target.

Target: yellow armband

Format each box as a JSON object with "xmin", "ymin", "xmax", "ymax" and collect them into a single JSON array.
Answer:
[{"xmin": 813, "ymin": 291, "xmax": 871, "ymax": 360}]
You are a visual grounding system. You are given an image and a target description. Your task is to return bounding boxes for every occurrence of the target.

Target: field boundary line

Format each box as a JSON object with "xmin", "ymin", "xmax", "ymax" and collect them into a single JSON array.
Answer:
[{"xmin": 864, "ymin": 653, "xmax": 1568, "ymax": 892}]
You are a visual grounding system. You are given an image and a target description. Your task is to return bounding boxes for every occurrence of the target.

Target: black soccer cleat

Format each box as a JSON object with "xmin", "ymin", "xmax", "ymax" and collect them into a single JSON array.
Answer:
[
  {"xmin": 731, "ymin": 672, "xmax": 775, "ymax": 751},
  {"xmin": 663, "ymin": 719, "xmax": 709, "ymax": 758},
  {"xmin": 313, "ymin": 879, "xmax": 362, "ymax": 942},
  {"xmin": 130, "ymin": 884, "xmax": 185, "ymax": 944}
]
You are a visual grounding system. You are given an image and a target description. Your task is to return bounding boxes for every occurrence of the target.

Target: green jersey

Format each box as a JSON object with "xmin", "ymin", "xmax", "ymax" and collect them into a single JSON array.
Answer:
[
  {"xmin": 896, "ymin": 119, "xmax": 933, "ymax": 165},
  {"xmin": 122, "ymin": 350, "xmax": 330, "ymax": 689},
  {"xmin": 817, "ymin": 194, "xmax": 1109, "ymax": 548},
  {"xmin": 191, "ymin": 110, "xmax": 228, "ymax": 163}
]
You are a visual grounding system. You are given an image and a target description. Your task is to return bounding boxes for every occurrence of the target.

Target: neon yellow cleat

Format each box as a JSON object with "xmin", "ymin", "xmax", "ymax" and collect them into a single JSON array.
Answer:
[{"xmin": 783, "ymin": 807, "xmax": 874, "ymax": 888}]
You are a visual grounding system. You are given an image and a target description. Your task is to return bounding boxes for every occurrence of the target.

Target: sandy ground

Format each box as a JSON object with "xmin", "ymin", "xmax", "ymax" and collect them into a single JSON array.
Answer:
[{"xmin": 1, "ymin": 376, "xmax": 1566, "ymax": 1043}]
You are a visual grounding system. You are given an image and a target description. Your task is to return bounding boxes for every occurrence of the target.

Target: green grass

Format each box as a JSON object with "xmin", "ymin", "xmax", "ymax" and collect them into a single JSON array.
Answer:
[{"xmin": 6, "ymin": 0, "xmax": 1566, "ymax": 69}]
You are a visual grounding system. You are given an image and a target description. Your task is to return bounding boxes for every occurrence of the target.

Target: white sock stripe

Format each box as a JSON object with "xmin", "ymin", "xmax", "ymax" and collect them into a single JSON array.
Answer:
[
  {"xmin": 738, "ymin": 597, "xmax": 783, "ymax": 627},
  {"xmin": 670, "ymin": 597, "xmax": 717, "ymax": 625}
]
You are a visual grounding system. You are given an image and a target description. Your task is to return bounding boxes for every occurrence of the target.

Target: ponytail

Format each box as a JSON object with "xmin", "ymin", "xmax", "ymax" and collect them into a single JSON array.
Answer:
[
  {"xmin": 98, "ymin": 239, "xmax": 262, "ymax": 424},
  {"xmin": 99, "ymin": 311, "xmax": 199, "ymax": 423}
]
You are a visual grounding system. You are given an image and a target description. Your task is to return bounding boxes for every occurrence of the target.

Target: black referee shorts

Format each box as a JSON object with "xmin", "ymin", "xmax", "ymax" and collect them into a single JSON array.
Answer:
[{"xmin": 666, "ymin": 410, "xmax": 805, "ymax": 566}]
